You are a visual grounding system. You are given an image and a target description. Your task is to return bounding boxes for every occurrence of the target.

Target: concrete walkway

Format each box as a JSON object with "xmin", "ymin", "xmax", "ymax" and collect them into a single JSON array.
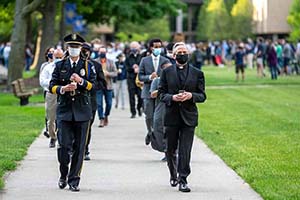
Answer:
[{"xmin": 0, "ymin": 108, "xmax": 262, "ymax": 200}]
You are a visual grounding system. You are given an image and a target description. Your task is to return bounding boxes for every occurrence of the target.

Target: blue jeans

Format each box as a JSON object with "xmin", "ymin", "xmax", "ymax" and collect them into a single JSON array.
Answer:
[
  {"xmin": 96, "ymin": 89, "xmax": 113, "ymax": 119},
  {"xmin": 270, "ymin": 65, "xmax": 278, "ymax": 80}
]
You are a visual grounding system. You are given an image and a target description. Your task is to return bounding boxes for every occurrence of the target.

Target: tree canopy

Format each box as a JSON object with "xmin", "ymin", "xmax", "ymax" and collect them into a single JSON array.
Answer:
[
  {"xmin": 197, "ymin": 0, "xmax": 253, "ymax": 41},
  {"xmin": 72, "ymin": 0, "xmax": 183, "ymax": 24},
  {"xmin": 287, "ymin": 0, "xmax": 300, "ymax": 42}
]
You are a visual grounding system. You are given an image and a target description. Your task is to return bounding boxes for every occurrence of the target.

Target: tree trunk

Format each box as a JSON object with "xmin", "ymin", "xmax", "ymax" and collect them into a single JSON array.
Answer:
[
  {"xmin": 35, "ymin": 0, "xmax": 57, "ymax": 76},
  {"xmin": 7, "ymin": 0, "xmax": 29, "ymax": 87},
  {"xmin": 7, "ymin": 0, "xmax": 44, "ymax": 89}
]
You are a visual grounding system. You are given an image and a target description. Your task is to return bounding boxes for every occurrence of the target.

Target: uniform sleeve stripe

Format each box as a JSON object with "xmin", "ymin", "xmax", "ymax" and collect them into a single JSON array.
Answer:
[
  {"xmin": 51, "ymin": 86, "xmax": 58, "ymax": 94},
  {"xmin": 86, "ymin": 81, "xmax": 92, "ymax": 90}
]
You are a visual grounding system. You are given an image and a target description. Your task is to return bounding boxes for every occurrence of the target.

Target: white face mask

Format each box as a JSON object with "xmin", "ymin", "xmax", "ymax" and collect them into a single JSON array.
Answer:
[{"xmin": 69, "ymin": 47, "xmax": 81, "ymax": 57}]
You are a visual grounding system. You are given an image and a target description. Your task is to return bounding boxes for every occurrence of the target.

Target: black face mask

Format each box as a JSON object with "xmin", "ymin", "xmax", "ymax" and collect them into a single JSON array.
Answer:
[
  {"xmin": 47, "ymin": 53, "xmax": 53, "ymax": 59},
  {"xmin": 99, "ymin": 53, "xmax": 106, "ymax": 59},
  {"xmin": 176, "ymin": 54, "xmax": 189, "ymax": 64}
]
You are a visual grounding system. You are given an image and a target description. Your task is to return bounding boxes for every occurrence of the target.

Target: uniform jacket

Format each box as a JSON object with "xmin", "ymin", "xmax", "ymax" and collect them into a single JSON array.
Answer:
[
  {"xmin": 158, "ymin": 64, "xmax": 206, "ymax": 127},
  {"xmin": 49, "ymin": 57, "xmax": 96, "ymax": 122},
  {"xmin": 138, "ymin": 55, "xmax": 169, "ymax": 99}
]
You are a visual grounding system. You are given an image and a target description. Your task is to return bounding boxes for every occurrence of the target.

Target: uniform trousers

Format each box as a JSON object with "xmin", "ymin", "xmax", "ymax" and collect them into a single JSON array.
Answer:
[
  {"xmin": 45, "ymin": 92, "xmax": 57, "ymax": 139},
  {"xmin": 165, "ymin": 118, "xmax": 195, "ymax": 184},
  {"xmin": 57, "ymin": 120, "xmax": 89, "ymax": 187}
]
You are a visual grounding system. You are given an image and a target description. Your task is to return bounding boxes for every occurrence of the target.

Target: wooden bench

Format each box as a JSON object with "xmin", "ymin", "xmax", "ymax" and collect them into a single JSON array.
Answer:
[{"xmin": 11, "ymin": 79, "xmax": 38, "ymax": 106}]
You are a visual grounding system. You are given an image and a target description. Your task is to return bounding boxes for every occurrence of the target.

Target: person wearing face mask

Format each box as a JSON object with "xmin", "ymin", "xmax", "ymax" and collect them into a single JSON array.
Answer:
[
  {"xmin": 124, "ymin": 41, "xmax": 143, "ymax": 118},
  {"xmin": 96, "ymin": 46, "xmax": 118, "ymax": 127},
  {"xmin": 115, "ymin": 53, "xmax": 127, "ymax": 110},
  {"xmin": 39, "ymin": 47, "xmax": 55, "ymax": 139},
  {"xmin": 158, "ymin": 42, "xmax": 206, "ymax": 193},
  {"xmin": 49, "ymin": 33, "xmax": 96, "ymax": 192},
  {"xmin": 138, "ymin": 38, "xmax": 170, "ymax": 146},
  {"xmin": 81, "ymin": 42, "xmax": 106, "ymax": 161},
  {"xmin": 40, "ymin": 48, "xmax": 63, "ymax": 147}
]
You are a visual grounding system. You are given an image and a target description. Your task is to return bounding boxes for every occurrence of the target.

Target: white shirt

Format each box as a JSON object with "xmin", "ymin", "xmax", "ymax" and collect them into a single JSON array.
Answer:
[
  {"xmin": 39, "ymin": 61, "xmax": 56, "ymax": 92},
  {"xmin": 151, "ymin": 54, "xmax": 160, "ymax": 72},
  {"xmin": 69, "ymin": 57, "xmax": 79, "ymax": 67}
]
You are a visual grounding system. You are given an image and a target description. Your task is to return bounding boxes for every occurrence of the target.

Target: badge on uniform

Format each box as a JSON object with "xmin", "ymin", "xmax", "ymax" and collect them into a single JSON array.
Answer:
[{"xmin": 80, "ymin": 68, "xmax": 86, "ymax": 76}]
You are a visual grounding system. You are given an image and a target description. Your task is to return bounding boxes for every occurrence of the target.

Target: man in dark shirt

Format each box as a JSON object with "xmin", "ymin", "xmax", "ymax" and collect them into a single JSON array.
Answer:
[
  {"xmin": 234, "ymin": 43, "xmax": 246, "ymax": 81},
  {"xmin": 159, "ymin": 42, "xmax": 206, "ymax": 193}
]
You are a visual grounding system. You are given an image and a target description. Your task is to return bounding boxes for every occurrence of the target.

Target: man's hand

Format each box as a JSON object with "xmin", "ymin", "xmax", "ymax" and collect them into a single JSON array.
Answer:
[
  {"xmin": 70, "ymin": 73, "xmax": 82, "ymax": 84},
  {"xmin": 133, "ymin": 64, "xmax": 139, "ymax": 73},
  {"xmin": 151, "ymin": 90, "xmax": 158, "ymax": 98},
  {"xmin": 172, "ymin": 92, "xmax": 192, "ymax": 102},
  {"xmin": 180, "ymin": 92, "xmax": 193, "ymax": 102},
  {"xmin": 62, "ymin": 83, "xmax": 77, "ymax": 92},
  {"xmin": 172, "ymin": 94, "xmax": 184, "ymax": 102},
  {"xmin": 103, "ymin": 70, "xmax": 109, "ymax": 77},
  {"xmin": 150, "ymin": 72, "xmax": 158, "ymax": 80}
]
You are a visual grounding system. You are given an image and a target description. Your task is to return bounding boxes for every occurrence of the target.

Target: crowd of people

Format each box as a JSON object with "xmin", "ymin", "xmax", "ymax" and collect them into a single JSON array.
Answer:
[
  {"xmin": 188, "ymin": 38, "xmax": 300, "ymax": 81},
  {"xmin": 38, "ymin": 33, "xmax": 206, "ymax": 193},
  {"xmin": 35, "ymin": 32, "xmax": 300, "ymax": 194}
]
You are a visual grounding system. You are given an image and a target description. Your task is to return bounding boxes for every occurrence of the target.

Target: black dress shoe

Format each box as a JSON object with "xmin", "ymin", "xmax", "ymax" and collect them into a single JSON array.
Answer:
[
  {"xmin": 49, "ymin": 139, "xmax": 56, "ymax": 148},
  {"xmin": 161, "ymin": 156, "xmax": 167, "ymax": 162},
  {"xmin": 130, "ymin": 114, "xmax": 136, "ymax": 119},
  {"xmin": 138, "ymin": 109, "xmax": 142, "ymax": 117},
  {"xmin": 179, "ymin": 183, "xmax": 191, "ymax": 192},
  {"xmin": 84, "ymin": 154, "xmax": 90, "ymax": 161},
  {"xmin": 58, "ymin": 178, "xmax": 67, "ymax": 189},
  {"xmin": 69, "ymin": 185, "xmax": 80, "ymax": 192},
  {"xmin": 170, "ymin": 179, "xmax": 178, "ymax": 187},
  {"xmin": 145, "ymin": 134, "xmax": 151, "ymax": 145},
  {"xmin": 43, "ymin": 131, "xmax": 50, "ymax": 138}
]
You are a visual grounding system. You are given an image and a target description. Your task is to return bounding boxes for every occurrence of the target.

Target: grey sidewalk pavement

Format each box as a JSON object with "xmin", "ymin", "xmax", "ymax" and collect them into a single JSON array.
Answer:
[{"xmin": 0, "ymin": 108, "xmax": 262, "ymax": 200}]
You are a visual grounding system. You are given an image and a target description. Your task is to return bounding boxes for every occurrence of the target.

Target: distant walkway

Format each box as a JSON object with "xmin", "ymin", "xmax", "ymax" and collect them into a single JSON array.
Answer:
[{"xmin": 0, "ymin": 108, "xmax": 262, "ymax": 200}]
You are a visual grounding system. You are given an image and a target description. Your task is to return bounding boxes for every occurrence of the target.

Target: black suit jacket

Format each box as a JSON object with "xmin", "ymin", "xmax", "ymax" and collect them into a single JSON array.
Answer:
[
  {"xmin": 49, "ymin": 57, "xmax": 96, "ymax": 122},
  {"xmin": 158, "ymin": 64, "xmax": 206, "ymax": 127}
]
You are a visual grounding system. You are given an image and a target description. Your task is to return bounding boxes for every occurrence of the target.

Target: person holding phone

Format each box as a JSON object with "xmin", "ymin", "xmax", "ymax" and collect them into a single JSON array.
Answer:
[{"xmin": 159, "ymin": 42, "xmax": 206, "ymax": 193}]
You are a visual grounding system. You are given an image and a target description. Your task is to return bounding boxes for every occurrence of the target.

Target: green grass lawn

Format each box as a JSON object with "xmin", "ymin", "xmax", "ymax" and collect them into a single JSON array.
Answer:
[
  {"xmin": 197, "ymin": 66, "xmax": 300, "ymax": 200},
  {"xmin": 0, "ymin": 93, "xmax": 44, "ymax": 189}
]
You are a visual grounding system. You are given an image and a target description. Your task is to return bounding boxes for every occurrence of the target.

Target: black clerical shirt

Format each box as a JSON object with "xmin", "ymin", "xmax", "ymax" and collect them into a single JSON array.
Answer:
[{"xmin": 176, "ymin": 64, "xmax": 188, "ymax": 89}]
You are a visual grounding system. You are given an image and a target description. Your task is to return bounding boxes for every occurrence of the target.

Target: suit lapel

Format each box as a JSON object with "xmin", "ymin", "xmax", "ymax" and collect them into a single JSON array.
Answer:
[{"xmin": 172, "ymin": 65, "xmax": 181, "ymax": 89}]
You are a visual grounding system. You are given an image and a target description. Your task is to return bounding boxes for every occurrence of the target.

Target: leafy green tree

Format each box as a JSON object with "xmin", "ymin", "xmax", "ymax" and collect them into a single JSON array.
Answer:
[
  {"xmin": 231, "ymin": 0, "xmax": 253, "ymax": 40},
  {"xmin": 8, "ymin": 0, "xmax": 44, "ymax": 86},
  {"xmin": 116, "ymin": 16, "xmax": 171, "ymax": 42},
  {"xmin": 205, "ymin": 0, "xmax": 231, "ymax": 40},
  {"xmin": 224, "ymin": 0, "xmax": 237, "ymax": 13},
  {"xmin": 0, "ymin": 2, "xmax": 14, "ymax": 42},
  {"xmin": 287, "ymin": 0, "xmax": 300, "ymax": 42},
  {"xmin": 197, "ymin": 0, "xmax": 253, "ymax": 41},
  {"xmin": 197, "ymin": 0, "xmax": 209, "ymax": 40},
  {"xmin": 73, "ymin": 0, "xmax": 183, "ymax": 24}
]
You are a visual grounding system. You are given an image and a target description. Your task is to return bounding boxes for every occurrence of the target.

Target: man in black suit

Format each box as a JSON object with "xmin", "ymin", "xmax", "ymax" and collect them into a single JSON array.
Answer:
[
  {"xmin": 159, "ymin": 42, "xmax": 206, "ymax": 192},
  {"xmin": 125, "ymin": 41, "xmax": 143, "ymax": 118},
  {"xmin": 49, "ymin": 34, "xmax": 96, "ymax": 192},
  {"xmin": 139, "ymin": 38, "xmax": 170, "ymax": 145}
]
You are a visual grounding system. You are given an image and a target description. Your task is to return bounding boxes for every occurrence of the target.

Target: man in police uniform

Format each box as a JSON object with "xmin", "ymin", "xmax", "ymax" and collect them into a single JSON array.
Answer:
[{"xmin": 49, "ymin": 33, "xmax": 96, "ymax": 192}]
